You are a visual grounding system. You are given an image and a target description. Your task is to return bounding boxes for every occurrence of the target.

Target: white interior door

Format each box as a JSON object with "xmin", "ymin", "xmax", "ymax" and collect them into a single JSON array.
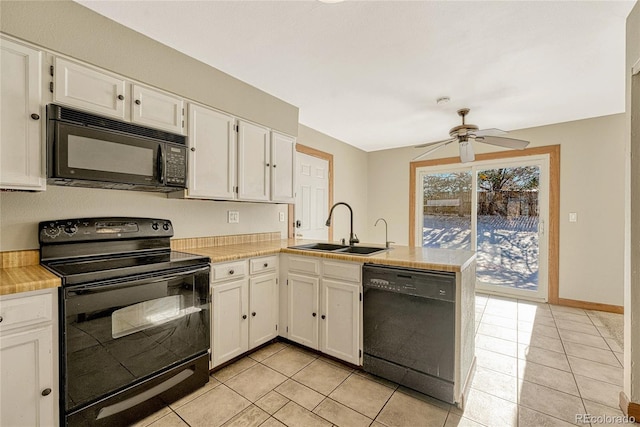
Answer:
[{"xmin": 295, "ymin": 152, "xmax": 329, "ymax": 240}]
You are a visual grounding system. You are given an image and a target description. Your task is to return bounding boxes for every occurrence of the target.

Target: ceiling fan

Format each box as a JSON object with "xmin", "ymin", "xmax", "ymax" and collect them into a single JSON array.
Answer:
[{"xmin": 413, "ymin": 108, "xmax": 530, "ymax": 163}]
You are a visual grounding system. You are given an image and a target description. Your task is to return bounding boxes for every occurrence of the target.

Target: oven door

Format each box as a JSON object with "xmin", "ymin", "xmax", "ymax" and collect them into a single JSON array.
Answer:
[
  {"xmin": 51, "ymin": 121, "xmax": 164, "ymax": 186},
  {"xmin": 62, "ymin": 266, "xmax": 210, "ymax": 415}
]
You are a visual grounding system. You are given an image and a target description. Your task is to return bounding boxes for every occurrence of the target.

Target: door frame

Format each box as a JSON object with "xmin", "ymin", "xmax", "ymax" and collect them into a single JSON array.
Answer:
[
  {"xmin": 409, "ymin": 145, "xmax": 560, "ymax": 304},
  {"xmin": 289, "ymin": 144, "xmax": 334, "ymax": 240}
]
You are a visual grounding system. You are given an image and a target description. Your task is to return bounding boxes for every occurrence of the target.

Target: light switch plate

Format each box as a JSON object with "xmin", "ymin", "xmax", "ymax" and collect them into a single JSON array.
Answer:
[
  {"xmin": 279, "ymin": 212, "xmax": 285, "ymax": 222},
  {"xmin": 569, "ymin": 212, "xmax": 577, "ymax": 223},
  {"xmin": 228, "ymin": 211, "xmax": 239, "ymax": 223}
]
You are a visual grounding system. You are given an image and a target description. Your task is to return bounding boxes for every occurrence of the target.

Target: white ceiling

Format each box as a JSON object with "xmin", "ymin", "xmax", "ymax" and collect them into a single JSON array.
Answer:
[{"xmin": 76, "ymin": 0, "xmax": 635, "ymax": 152}]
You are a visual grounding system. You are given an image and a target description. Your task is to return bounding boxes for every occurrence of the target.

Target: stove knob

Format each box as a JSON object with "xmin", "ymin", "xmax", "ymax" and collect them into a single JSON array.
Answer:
[
  {"xmin": 64, "ymin": 225, "xmax": 77, "ymax": 235},
  {"xmin": 152, "ymin": 223, "xmax": 159, "ymax": 230},
  {"xmin": 162, "ymin": 223, "xmax": 170, "ymax": 231}
]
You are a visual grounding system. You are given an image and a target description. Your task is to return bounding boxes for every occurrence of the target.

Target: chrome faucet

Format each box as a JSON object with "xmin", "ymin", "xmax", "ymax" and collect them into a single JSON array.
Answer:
[
  {"xmin": 326, "ymin": 202, "xmax": 359, "ymax": 246},
  {"xmin": 375, "ymin": 217, "xmax": 394, "ymax": 248}
]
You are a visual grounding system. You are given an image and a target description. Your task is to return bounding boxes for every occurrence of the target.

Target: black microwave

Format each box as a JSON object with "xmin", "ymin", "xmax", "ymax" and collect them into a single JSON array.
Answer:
[{"xmin": 46, "ymin": 104, "xmax": 187, "ymax": 192}]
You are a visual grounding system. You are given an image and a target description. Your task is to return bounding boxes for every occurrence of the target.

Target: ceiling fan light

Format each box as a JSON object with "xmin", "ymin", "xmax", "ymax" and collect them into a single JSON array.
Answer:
[{"xmin": 459, "ymin": 141, "xmax": 475, "ymax": 163}]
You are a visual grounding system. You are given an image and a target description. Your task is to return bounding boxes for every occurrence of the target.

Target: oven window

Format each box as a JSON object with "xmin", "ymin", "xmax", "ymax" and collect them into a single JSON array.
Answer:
[
  {"xmin": 68, "ymin": 135, "xmax": 154, "ymax": 176},
  {"xmin": 112, "ymin": 294, "xmax": 200, "ymax": 339},
  {"xmin": 64, "ymin": 270, "xmax": 209, "ymax": 412}
]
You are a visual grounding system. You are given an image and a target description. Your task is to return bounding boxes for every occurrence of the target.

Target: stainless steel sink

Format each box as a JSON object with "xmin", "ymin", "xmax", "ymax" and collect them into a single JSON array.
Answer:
[{"xmin": 288, "ymin": 243, "xmax": 390, "ymax": 257}]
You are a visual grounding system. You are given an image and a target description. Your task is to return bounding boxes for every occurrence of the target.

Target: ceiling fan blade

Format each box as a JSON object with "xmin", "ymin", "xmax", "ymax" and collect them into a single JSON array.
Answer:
[
  {"xmin": 412, "ymin": 139, "xmax": 455, "ymax": 161},
  {"xmin": 414, "ymin": 138, "xmax": 455, "ymax": 149},
  {"xmin": 476, "ymin": 136, "xmax": 530, "ymax": 150},
  {"xmin": 475, "ymin": 128, "xmax": 507, "ymax": 137},
  {"xmin": 459, "ymin": 141, "xmax": 475, "ymax": 163}
]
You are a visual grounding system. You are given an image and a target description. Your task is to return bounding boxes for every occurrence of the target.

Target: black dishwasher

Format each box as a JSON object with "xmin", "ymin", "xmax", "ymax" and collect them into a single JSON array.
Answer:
[{"xmin": 362, "ymin": 264, "xmax": 456, "ymax": 403}]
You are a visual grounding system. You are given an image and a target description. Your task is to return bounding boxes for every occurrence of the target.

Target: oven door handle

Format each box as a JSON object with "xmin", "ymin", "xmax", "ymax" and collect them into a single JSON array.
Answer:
[{"xmin": 66, "ymin": 266, "xmax": 210, "ymax": 295}]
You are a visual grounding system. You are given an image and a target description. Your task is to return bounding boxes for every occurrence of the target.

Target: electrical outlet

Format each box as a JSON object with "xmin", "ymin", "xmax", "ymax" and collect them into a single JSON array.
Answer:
[
  {"xmin": 569, "ymin": 212, "xmax": 577, "ymax": 223},
  {"xmin": 228, "ymin": 211, "xmax": 239, "ymax": 223},
  {"xmin": 279, "ymin": 212, "xmax": 285, "ymax": 222}
]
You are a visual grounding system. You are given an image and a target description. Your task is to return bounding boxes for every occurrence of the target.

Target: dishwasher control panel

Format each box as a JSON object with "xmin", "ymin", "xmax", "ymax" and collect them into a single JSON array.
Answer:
[{"xmin": 363, "ymin": 264, "xmax": 455, "ymax": 302}]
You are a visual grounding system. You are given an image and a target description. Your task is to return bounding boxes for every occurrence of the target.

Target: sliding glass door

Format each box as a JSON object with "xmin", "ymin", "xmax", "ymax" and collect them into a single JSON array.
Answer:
[{"xmin": 417, "ymin": 156, "xmax": 549, "ymax": 301}]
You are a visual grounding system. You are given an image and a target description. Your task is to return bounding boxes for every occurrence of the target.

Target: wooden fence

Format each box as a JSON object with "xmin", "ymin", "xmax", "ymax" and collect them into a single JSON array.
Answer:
[{"xmin": 424, "ymin": 190, "xmax": 538, "ymax": 217}]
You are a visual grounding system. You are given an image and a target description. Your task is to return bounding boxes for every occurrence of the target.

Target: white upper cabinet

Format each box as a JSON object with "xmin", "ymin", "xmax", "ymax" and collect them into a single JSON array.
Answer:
[
  {"xmin": 237, "ymin": 119, "xmax": 270, "ymax": 201},
  {"xmin": 0, "ymin": 37, "xmax": 45, "ymax": 191},
  {"xmin": 186, "ymin": 104, "xmax": 236, "ymax": 199},
  {"xmin": 270, "ymin": 131, "xmax": 296, "ymax": 203},
  {"xmin": 131, "ymin": 84, "xmax": 184, "ymax": 134},
  {"xmin": 53, "ymin": 57, "xmax": 127, "ymax": 120}
]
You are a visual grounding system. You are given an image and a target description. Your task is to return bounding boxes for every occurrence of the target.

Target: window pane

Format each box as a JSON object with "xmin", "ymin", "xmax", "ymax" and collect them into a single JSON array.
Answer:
[{"xmin": 422, "ymin": 171, "xmax": 472, "ymax": 250}]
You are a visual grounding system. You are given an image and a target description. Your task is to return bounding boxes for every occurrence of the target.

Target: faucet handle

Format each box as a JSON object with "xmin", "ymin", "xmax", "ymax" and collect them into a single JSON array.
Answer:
[
  {"xmin": 341, "ymin": 238, "xmax": 346, "ymax": 245},
  {"xmin": 351, "ymin": 234, "xmax": 360, "ymax": 245}
]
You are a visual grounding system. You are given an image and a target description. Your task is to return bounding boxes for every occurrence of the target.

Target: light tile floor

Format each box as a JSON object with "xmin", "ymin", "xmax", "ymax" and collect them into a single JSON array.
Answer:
[{"xmin": 133, "ymin": 295, "xmax": 634, "ymax": 427}]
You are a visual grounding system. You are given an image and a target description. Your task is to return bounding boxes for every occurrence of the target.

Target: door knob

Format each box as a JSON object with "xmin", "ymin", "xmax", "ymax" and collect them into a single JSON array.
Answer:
[
  {"xmin": 252, "ymin": 312, "xmax": 256, "ymax": 317},
  {"xmin": 242, "ymin": 314, "xmax": 247, "ymax": 319},
  {"xmin": 190, "ymin": 147, "xmax": 196, "ymax": 152},
  {"xmin": 135, "ymin": 99, "xmax": 141, "ymax": 105},
  {"xmin": 312, "ymin": 312, "xmax": 317, "ymax": 317},
  {"xmin": 295, "ymin": 220, "xmax": 302, "ymax": 228},
  {"xmin": 41, "ymin": 388, "xmax": 52, "ymax": 396},
  {"xmin": 117, "ymin": 94, "xmax": 124, "ymax": 100},
  {"xmin": 321, "ymin": 314, "xmax": 326, "ymax": 320}
]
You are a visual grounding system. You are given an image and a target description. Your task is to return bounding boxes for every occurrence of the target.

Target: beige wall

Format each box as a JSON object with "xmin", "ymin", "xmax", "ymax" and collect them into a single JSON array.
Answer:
[
  {"xmin": 367, "ymin": 114, "xmax": 626, "ymax": 307},
  {"xmin": 0, "ymin": 187, "xmax": 289, "ymax": 251},
  {"xmin": 297, "ymin": 125, "xmax": 369, "ymax": 245},
  {"xmin": 0, "ymin": 0, "xmax": 298, "ymax": 135},
  {"xmin": 625, "ymin": 0, "xmax": 640, "ymax": 404}
]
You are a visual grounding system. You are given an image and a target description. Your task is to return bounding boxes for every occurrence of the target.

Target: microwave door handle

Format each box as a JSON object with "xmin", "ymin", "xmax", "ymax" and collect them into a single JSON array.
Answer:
[{"xmin": 158, "ymin": 145, "xmax": 165, "ymax": 184}]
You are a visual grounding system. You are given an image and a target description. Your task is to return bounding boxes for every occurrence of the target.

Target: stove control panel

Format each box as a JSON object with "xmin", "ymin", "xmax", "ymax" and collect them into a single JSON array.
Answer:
[{"xmin": 39, "ymin": 217, "xmax": 174, "ymax": 243}]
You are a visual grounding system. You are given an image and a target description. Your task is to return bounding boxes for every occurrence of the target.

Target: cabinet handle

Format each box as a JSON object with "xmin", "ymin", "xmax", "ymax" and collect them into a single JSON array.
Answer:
[
  {"xmin": 321, "ymin": 314, "xmax": 326, "ymax": 320},
  {"xmin": 0, "ymin": 315, "xmax": 3, "ymax": 323},
  {"xmin": 273, "ymin": 164, "xmax": 276, "ymax": 168},
  {"xmin": 229, "ymin": 269, "xmax": 234, "ymax": 275},
  {"xmin": 190, "ymin": 147, "xmax": 196, "ymax": 152},
  {"xmin": 312, "ymin": 312, "xmax": 317, "ymax": 317},
  {"xmin": 263, "ymin": 263, "xmax": 268, "ymax": 268},
  {"xmin": 135, "ymin": 99, "xmax": 141, "ymax": 105},
  {"xmin": 252, "ymin": 312, "xmax": 256, "ymax": 317},
  {"xmin": 117, "ymin": 94, "xmax": 125, "ymax": 101},
  {"xmin": 41, "ymin": 388, "xmax": 52, "ymax": 396},
  {"xmin": 266, "ymin": 163, "xmax": 270, "ymax": 167},
  {"xmin": 242, "ymin": 314, "xmax": 247, "ymax": 320},
  {"xmin": 30, "ymin": 113, "xmax": 40, "ymax": 120}
]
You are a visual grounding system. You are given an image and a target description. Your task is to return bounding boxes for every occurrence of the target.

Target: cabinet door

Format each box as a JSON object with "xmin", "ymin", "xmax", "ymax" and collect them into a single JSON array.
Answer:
[
  {"xmin": 249, "ymin": 273, "xmax": 278, "ymax": 349},
  {"xmin": 0, "ymin": 326, "xmax": 54, "ymax": 427},
  {"xmin": 54, "ymin": 57, "xmax": 126, "ymax": 119},
  {"xmin": 212, "ymin": 279, "xmax": 249, "ymax": 367},
  {"xmin": 132, "ymin": 84, "xmax": 184, "ymax": 134},
  {"xmin": 320, "ymin": 279, "xmax": 360, "ymax": 365},
  {"xmin": 187, "ymin": 104, "xmax": 236, "ymax": 199},
  {"xmin": 270, "ymin": 131, "xmax": 295, "ymax": 203},
  {"xmin": 287, "ymin": 273, "xmax": 319, "ymax": 349},
  {"xmin": 237, "ymin": 120, "xmax": 270, "ymax": 201},
  {"xmin": 0, "ymin": 38, "xmax": 45, "ymax": 190}
]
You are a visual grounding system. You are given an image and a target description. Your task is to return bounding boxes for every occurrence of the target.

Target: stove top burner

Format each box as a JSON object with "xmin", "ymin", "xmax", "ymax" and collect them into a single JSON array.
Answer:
[
  {"xmin": 39, "ymin": 217, "xmax": 209, "ymax": 286},
  {"xmin": 43, "ymin": 250, "xmax": 208, "ymax": 286}
]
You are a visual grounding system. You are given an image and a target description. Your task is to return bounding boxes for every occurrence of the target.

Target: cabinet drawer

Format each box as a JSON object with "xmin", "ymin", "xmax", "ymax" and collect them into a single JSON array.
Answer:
[
  {"xmin": 211, "ymin": 260, "xmax": 247, "ymax": 282},
  {"xmin": 288, "ymin": 256, "xmax": 320, "ymax": 276},
  {"xmin": 250, "ymin": 256, "xmax": 277, "ymax": 275},
  {"xmin": 322, "ymin": 260, "xmax": 361, "ymax": 283},
  {"xmin": 0, "ymin": 292, "xmax": 53, "ymax": 332}
]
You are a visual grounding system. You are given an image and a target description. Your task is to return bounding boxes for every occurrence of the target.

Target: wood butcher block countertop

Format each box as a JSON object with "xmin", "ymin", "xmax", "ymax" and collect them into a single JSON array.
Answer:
[
  {"xmin": 0, "ymin": 238, "xmax": 475, "ymax": 297},
  {"xmin": 0, "ymin": 250, "xmax": 60, "ymax": 296},
  {"xmin": 186, "ymin": 239, "xmax": 477, "ymax": 273}
]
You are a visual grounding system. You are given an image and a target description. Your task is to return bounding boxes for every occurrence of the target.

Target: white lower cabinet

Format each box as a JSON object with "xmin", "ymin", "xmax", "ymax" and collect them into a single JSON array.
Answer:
[
  {"xmin": 284, "ymin": 256, "xmax": 362, "ymax": 365},
  {"xmin": 211, "ymin": 256, "xmax": 278, "ymax": 368},
  {"xmin": 0, "ymin": 289, "xmax": 57, "ymax": 427}
]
